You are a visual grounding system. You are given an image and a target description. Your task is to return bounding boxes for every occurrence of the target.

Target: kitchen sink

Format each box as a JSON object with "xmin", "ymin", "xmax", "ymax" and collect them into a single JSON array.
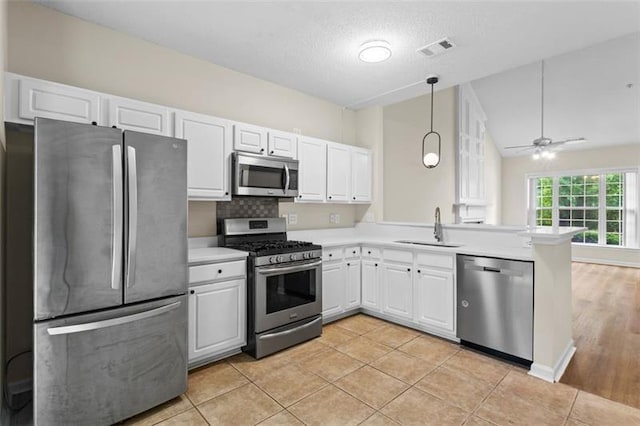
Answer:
[{"xmin": 394, "ymin": 240, "xmax": 462, "ymax": 248}]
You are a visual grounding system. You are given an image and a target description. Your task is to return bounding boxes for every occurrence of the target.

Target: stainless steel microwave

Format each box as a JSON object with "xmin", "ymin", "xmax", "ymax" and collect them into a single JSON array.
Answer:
[{"xmin": 232, "ymin": 152, "xmax": 299, "ymax": 197}]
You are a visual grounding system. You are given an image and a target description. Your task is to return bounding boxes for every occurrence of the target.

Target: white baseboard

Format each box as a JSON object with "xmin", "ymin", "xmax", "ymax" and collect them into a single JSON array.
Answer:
[
  {"xmin": 573, "ymin": 257, "xmax": 639, "ymax": 268},
  {"xmin": 528, "ymin": 340, "xmax": 576, "ymax": 383}
]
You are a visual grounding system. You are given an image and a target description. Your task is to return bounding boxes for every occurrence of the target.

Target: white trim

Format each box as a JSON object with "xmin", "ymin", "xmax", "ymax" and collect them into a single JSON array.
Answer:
[
  {"xmin": 573, "ymin": 256, "xmax": 640, "ymax": 268},
  {"xmin": 528, "ymin": 340, "xmax": 576, "ymax": 383},
  {"xmin": 525, "ymin": 166, "xmax": 640, "ymax": 180}
]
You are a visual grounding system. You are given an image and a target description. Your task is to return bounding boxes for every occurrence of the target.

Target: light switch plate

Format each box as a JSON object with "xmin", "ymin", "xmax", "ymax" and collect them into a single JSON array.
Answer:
[
  {"xmin": 288, "ymin": 213, "xmax": 298, "ymax": 225},
  {"xmin": 330, "ymin": 213, "xmax": 341, "ymax": 224}
]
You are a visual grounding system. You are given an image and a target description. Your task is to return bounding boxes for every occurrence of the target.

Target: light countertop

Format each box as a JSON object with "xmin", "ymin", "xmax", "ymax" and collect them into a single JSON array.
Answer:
[{"xmin": 188, "ymin": 247, "xmax": 248, "ymax": 265}]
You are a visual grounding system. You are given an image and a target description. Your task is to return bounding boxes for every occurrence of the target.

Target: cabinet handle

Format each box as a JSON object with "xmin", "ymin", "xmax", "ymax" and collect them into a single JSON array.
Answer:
[
  {"xmin": 260, "ymin": 148, "xmax": 265, "ymax": 152},
  {"xmin": 368, "ymin": 251, "xmax": 371, "ymax": 254},
  {"xmin": 375, "ymin": 263, "xmax": 378, "ymax": 267},
  {"xmin": 353, "ymin": 197, "xmax": 356, "ymax": 200},
  {"xmin": 218, "ymin": 269, "xmax": 222, "ymax": 274},
  {"xmin": 190, "ymin": 290, "xmax": 195, "ymax": 295},
  {"xmin": 270, "ymin": 150, "xmax": 274, "ymax": 154},
  {"xmin": 328, "ymin": 196, "xmax": 332, "ymax": 199},
  {"xmin": 299, "ymin": 195, "xmax": 302, "ymax": 199},
  {"xmin": 329, "ymin": 254, "xmax": 332, "ymax": 257},
  {"xmin": 352, "ymin": 250, "xmax": 356, "ymax": 254},
  {"xmin": 347, "ymin": 263, "xmax": 350, "ymax": 266},
  {"xmin": 91, "ymin": 121, "xmax": 97, "ymax": 126},
  {"xmin": 225, "ymin": 191, "xmax": 229, "ymax": 196},
  {"xmin": 417, "ymin": 269, "xmax": 421, "ymax": 273},
  {"xmin": 407, "ymin": 268, "xmax": 411, "ymax": 272}
]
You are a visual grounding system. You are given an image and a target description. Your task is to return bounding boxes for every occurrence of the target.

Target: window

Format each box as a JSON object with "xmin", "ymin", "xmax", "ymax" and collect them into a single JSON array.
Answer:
[{"xmin": 529, "ymin": 169, "xmax": 639, "ymax": 248}]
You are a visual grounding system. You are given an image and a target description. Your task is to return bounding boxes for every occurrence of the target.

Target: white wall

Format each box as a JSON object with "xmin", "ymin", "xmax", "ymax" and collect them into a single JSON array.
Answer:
[
  {"xmin": 484, "ymin": 131, "xmax": 502, "ymax": 224},
  {"xmin": 382, "ymin": 88, "xmax": 457, "ymax": 224},
  {"xmin": 355, "ymin": 106, "xmax": 384, "ymax": 223},
  {"xmin": 7, "ymin": 2, "xmax": 359, "ymax": 236}
]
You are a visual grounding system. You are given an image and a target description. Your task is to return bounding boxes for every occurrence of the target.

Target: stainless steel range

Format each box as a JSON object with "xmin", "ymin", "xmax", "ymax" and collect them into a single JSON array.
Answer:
[{"xmin": 222, "ymin": 218, "xmax": 322, "ymax": 359}]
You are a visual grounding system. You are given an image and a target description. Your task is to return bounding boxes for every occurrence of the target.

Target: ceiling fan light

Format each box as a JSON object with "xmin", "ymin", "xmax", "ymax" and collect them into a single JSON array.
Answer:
[
  {"xmin": 532, "ymin": 152, "xmax": 541, "ymax": 160},
  {"xmin": 547, "ymin": 151, "xmax": 556, "ymax": 159},
  {"xmin": 541, "ymin": 149, "xmax": 551, "ymax": 159},
  {"xmin": 359, "ymin": 40, "xmax": 392, "ymax": 63}
]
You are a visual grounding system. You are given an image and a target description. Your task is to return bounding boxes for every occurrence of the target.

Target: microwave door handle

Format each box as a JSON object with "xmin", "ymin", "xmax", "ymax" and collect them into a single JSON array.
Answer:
[{"xmin": 284, "ymin": 164, "xmax": 290, "ymax": 194}]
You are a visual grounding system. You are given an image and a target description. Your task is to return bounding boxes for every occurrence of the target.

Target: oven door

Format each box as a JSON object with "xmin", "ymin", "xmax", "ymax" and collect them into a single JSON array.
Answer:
[
  {"xmin": 233, "ymin": 153, "xmax": 299, "ymax": 197},
  {"xmin": 254, "ymin": 259, "xmax": 322, "ymax": 333}
]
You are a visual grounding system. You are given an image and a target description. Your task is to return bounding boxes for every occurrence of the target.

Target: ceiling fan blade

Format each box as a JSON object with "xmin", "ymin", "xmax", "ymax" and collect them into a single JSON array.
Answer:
[
  {"xmin": 552, "ymin": 137, "xmax": 586, "ymax": 146},
  {"xmin": 504, "ymin": 144, "xmax": 535, "ymax": 149}
]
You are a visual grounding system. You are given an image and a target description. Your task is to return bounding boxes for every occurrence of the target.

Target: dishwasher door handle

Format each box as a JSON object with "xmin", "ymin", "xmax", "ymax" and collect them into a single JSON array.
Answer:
[
  {"xmin": 483, "ymin": 266, "xmax": 501, "ymax": 273},
  {"xmin": 464, "ymin": 262, "xmax": 523, "ymax": 277}
]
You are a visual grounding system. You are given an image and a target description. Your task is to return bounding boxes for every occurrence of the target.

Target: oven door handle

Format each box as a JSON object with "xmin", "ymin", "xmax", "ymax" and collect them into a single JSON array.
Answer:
[
  {"xmin": 258, "ymin": 260, "xmax": 322, "ymax": 275},
  {"xmin": 260, "ymin": 316, "xmax": 323, "ymax": 340}
]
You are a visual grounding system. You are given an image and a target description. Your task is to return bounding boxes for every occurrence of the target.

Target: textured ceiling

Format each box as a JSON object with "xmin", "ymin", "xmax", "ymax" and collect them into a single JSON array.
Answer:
[
  {"xmin": 35, "ymin": 1, "xmax": 640, "ymax": 109},
  {"xmin": 472, "ymin": 32, "xmax": 640, "ymax": 157}
]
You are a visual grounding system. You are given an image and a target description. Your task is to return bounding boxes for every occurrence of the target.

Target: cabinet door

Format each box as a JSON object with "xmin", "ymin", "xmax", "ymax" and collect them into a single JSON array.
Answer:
[
  {"xmin": 175, "ymin": 111, "xmax": 232, "ymax": 200},
  {"xmin": 18, "ymin": 78, "xmax": 100, "ymax": 124},
  {"xmin": 326, "ymin": 142, "xmax": 351, "ymax": 202},
  {"xmin": 415, "ymin": 268, "xmax": 455, "ymax": 332},
  {"xmin": 188, "ymin": 279, "xmax": 246, "ymax": 362},
  {"xmin": 361, "ymin": 260, "xmax": 380, "ymax": 311},
  {"xmin": 351, "ymin": 147, "xmax": 372, "ymax": 203},
  {"xmin": 297, "ymin": 137, "xmax": 327, "ymax": 202},
  {"xmin": 345, "ymin": 260, "xmax": 361, "ymax": 309},
  {"xmin": 382, "ymin": 263, "xmax": 413, "ymax": 320},
  {"xmin": 268, "ymin": 130, "xmax": 297, "ymax": 158},
  {"xmin": 108, "ymin": 97, "xmax": 170, "ymax": 135},
  {"xmin": 322, "ymin": 262, "xmax": 345, "ymax": 317},
  {"xmin": 233, "ymin": 122, "xmax": 267, "ymax": 154}
]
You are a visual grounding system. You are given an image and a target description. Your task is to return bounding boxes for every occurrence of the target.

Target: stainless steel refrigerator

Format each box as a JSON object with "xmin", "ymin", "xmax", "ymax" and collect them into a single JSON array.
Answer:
[{"xmin": 5, "ymin": 118, "xmax": 188, "ymax": 425}]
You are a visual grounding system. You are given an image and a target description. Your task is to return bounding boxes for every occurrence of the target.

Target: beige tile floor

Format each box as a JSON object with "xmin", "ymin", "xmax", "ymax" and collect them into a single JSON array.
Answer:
[{"xmin": 125, "ymin": 314, "xmax": 640, "ymax": 426}]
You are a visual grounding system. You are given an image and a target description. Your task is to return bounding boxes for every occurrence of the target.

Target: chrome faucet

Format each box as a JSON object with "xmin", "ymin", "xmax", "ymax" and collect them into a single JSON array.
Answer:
[{"xmin": 434, "ymin": 207, "xmax": 443, "ymax": 243}]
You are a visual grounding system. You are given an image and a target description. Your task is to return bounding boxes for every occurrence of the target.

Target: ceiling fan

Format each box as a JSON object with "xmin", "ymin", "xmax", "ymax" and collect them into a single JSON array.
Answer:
[{"xmin": 504, "ymin": 60, "xmax": 586, "ymax": 159}]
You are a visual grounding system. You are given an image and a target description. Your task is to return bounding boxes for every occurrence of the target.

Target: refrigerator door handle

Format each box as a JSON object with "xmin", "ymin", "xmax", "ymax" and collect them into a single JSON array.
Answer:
[
  {"xmin": 46, "ymin": 301, "xmax": 182, "ymax": 336},
  {"xmin": 126, "ymin": 146, "xmax": 138, "ymax": 288},
  {"xmin": 111, "ymin": 145, "xmax": 123, "ymax": 290}
]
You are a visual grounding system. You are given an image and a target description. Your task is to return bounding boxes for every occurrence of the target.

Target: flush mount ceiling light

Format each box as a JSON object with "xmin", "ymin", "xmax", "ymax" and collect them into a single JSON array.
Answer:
[
  {"xmin": 359, "ymin": 40, "xmax": 392, "ymax": 63},
  {"xmin": 422, "ymin": 75, "xmax": 441, "ymax": 168}
]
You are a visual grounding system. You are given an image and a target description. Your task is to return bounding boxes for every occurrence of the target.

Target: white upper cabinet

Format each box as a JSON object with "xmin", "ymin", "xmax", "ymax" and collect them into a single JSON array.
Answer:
[
  {"xmin": 267, "ymin": 130, "xmax": 297, "ymax": 159},
  {"xmin": 297, "ymin": 136, "xmax": 327, "ymax": 202},
  {"xmin": 108, "ymin": 97, "xmax": 171, "ymax": 136},
  {"xmin": 9, "ymin": 75, "xmax": 100, "ymax": 125},
  {"xmin": 233, "ymin": 122, "xmax": 267, "ymax": 154},
  {"xmin": 350, "ymin": 147, "xmax": 372, "ymax": 203},
  {"xmin": 175, "ymin": 111, "xmax": 232, "ymax": 201},
  {"xmin": 326, "ymin": 142, "xmax": 351, "ymax": 202}
]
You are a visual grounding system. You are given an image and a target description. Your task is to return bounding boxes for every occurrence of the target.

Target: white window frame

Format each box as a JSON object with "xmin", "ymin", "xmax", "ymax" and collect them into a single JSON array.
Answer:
[{"xmin": 526, "ymin": 166, "xmax": 640, "ymax": 248}]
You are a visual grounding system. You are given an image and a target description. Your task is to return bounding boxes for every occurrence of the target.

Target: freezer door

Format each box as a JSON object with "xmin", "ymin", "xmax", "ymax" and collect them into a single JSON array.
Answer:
[
  {"xmin": 124, "ymin": 131, "xmax": 187, "ymax": 303},
  {"xmin": 34, "ymin": 118, "xmax": 124, "ymax": 319},
  {"xmin": 34, "ymin": 295, "xmax": 187, "ymax": 425}
]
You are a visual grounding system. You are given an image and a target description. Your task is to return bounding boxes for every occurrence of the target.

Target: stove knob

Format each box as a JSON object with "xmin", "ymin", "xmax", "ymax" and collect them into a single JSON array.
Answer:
[
  {"xmin": 304, "ymin": 252, "xmax": 311, "ymax": 259},
  {"xmin": 269, "ymin": 257, "xmax": 276, "ymax": 263},
  {"xmin": 290, "ymin": 254, "xmax": 297, "ymax": 261},
  {"xmin": 276, "ymin": 256, "xmax": 284, "ymax": 262}
]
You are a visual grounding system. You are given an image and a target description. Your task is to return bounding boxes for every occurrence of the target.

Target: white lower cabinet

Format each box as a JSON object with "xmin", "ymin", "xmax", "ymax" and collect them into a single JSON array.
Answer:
[
  {"xmin": 322, "ymin": 261, "xmax": 345, "ymax": 317},
  {"xmin": 381, "ymin": 263, "xmax": 414, "ymax": 320},
  {"xmin": 188, "ymin": 258, "xmax": 246, "ymax": 365},
  {"xmin": 188, "ymin": 279, "xmax": 246, "ymax": 362},
  {"xmin": 361, "ymin": 260, "xmax": 380, "ymax": 311},
  {"xmin": 345, "ymin": 260, "xmax": 361, "ymax": 309},
  {"xmin": 414, "ymin": 268, "xmax": 455, "ymax": 332}
]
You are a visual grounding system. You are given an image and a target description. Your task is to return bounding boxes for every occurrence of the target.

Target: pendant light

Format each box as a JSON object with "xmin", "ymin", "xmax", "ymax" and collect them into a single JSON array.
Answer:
[{"xmin": 422, "ymin": 76, "xmax": 441, "ymax": 168}]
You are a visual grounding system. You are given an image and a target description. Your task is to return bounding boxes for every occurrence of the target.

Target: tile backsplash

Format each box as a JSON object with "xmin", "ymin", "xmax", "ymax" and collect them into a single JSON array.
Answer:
[{"xmin": 216, "ymin": 196, "xmax": 279, "ymax": 231}]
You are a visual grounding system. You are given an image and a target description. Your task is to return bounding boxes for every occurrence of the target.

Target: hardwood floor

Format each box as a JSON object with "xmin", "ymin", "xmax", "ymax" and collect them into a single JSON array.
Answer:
[{"xmin": 560, "ymin": 262, "xmax": 640, "ymax": 409}]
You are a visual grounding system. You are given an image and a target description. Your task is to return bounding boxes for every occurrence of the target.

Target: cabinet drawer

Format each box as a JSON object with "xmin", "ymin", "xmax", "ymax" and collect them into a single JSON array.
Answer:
[
  {"xmin": 323, "ymin": 247, "xmax": 343, "ymax": 262},
  {"xmin": 362, "ymin": 246, "xmax": 380, "ymax": 259},
  {"xmin": 345, "ymin": 246, "xmax": 361, "ymax": 259},
  {"xmin": 383, "ymin": 249, "xmax": 413, "ymax": 264},
  {"xmin": 416, "ymin": 253, "xmax": 454, "ymax": 270},
  {"xmin": 189, "ymin": 260, "xmax": 246, "ymax": 284}
]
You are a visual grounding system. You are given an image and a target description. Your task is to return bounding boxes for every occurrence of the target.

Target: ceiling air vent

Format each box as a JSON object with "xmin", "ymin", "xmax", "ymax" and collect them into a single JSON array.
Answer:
[{"xmin": 417, "ymin": 37, "xmax": 456, "ymax": 58}]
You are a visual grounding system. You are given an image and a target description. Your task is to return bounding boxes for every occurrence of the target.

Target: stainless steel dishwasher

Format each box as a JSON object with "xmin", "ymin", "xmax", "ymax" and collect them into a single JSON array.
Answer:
[{"xmin": 457, "ymin": 255, "xmax": 534, "ymax": 363}]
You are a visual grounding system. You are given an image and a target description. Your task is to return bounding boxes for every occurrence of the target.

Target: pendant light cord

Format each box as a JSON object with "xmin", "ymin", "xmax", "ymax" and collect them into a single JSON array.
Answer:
[
  {"xmin": 430, "ymin": 81, "xmax": 435, "ymax": 132},
  {"xmin": 540, "ymin": 60, "xmax": 544, "ymax": 138}
]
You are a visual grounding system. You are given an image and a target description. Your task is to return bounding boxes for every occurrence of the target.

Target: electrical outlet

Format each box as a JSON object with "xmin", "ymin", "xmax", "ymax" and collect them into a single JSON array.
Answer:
[
  {"xmin": 288, "ymin": 213, "xmax": 298, "ymax": 225},
  {"xmin": 292, "ymin": 128, "xmax": 302, "ymax": 135},
  {"xmin": 330, "ymin": 213, "xmax": 341, "ymax": 224}
]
